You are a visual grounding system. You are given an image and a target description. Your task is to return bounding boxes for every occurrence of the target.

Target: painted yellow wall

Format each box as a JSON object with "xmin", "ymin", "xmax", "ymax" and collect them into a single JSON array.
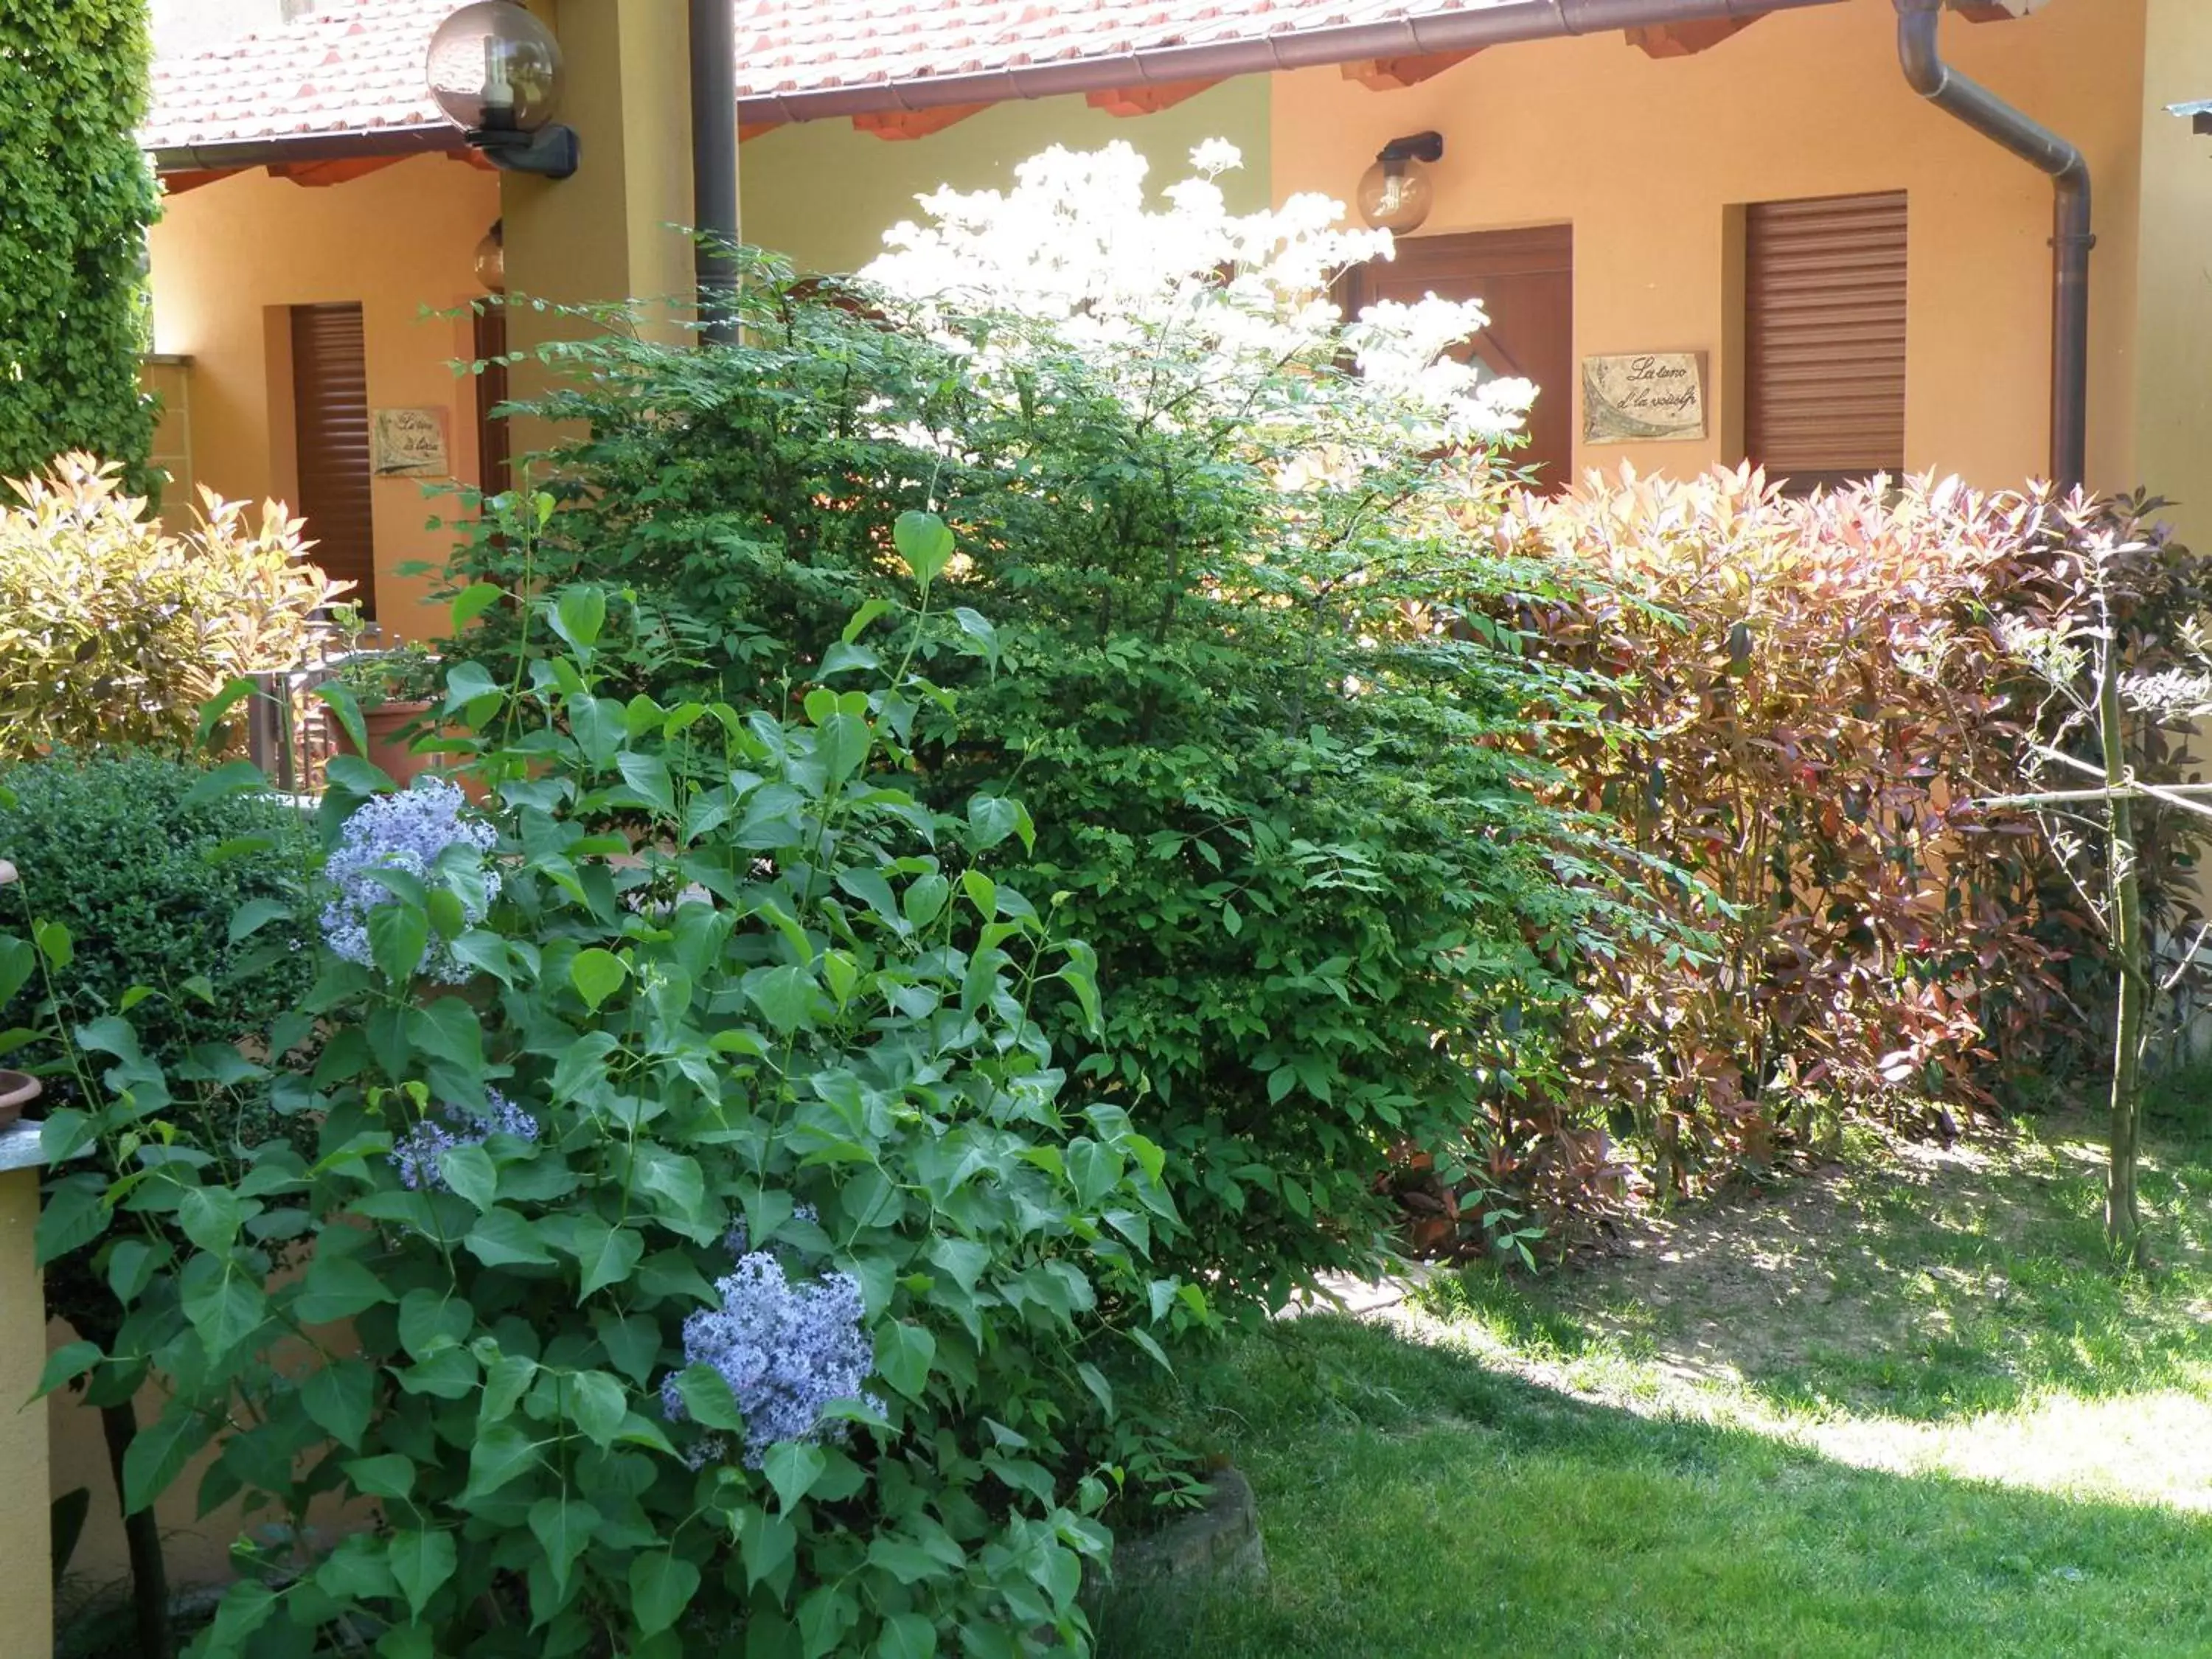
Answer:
[
  {"xmin": 504, "ymin": 0, "xmax": 698, "ymax": 351},
  {"xmin": 147, "ymin": 155, "xmax": 501, "ymax": 642},
  {"xmin": 742, "ymin": 77, "xmax": 1273, "ymax": 275},
  {"xmin": 0, "ymin": 1171, "xmax": 50, "ymax": 1659},
  {"xmin": 1270, "ymin": 0, "xmax": 2146, "ymax": 493},
  {"xmin": 2132, "ymin": 0, "xmax": 2212, "ymax": 548}
]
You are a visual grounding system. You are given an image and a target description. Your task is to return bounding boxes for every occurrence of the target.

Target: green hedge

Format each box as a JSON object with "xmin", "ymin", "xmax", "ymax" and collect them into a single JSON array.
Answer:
[{"xmin": 0, "ymin": 0, "xmax": 159, "ymax": 484}]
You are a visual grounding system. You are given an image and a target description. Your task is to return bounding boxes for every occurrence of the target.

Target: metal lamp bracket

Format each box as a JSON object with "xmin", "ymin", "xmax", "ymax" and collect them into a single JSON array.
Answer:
[{"xmin": 467, "ymin": 123, "xmax": 581, "ymax": 178}]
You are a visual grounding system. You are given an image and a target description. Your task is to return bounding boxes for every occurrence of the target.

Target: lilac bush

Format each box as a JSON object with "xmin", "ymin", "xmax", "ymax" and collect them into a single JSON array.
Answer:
[
  {"xmin": 663, "ymin": 1241, "xmax": 879, "ymax": 1467},
  {"xmin": 321, "ymin": 778, "xmax": 498, "ymax": 982},
  {"xmin": 389, "ymin": 1090, "xmax": 541, "ymax": 1191}
]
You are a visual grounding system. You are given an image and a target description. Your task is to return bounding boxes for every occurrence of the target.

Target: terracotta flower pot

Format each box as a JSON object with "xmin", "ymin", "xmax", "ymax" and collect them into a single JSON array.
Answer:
[
  {"xmin": 335, "ymin": 699, "xmax": 439, "ymax": 785},
  {"xmin": 0, "ymin": 1068, "xmax": 41, "ymax": 1131},
  {"xmin": 334, "ymin": 701, "xmax": 491, "ymax": 801}
]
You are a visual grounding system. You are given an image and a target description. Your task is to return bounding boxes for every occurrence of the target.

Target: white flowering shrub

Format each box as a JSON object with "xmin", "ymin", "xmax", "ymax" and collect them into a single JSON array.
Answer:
[
  {"xmin": 436, "ymin": 142, "xmax": 1636, "ymax": 1314},
  {"xmin": 863, "ymin": 140, "xmax": 1535, "ymax": 453}
]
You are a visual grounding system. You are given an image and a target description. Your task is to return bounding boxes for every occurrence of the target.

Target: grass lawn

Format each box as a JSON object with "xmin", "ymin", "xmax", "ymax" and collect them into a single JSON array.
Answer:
[{"xmin": 1100, "ymin": 1100, "xmax": 2212, "ymax": 1658}]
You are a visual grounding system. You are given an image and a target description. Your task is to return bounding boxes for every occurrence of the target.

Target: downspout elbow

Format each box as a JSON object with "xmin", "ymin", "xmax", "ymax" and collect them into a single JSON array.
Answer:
[
  {"xmin": 1891, "ymin": 0, "xmax": 2091, "ymax": 491},
  {"xmin": 1895, "ymin": 0, "xmax": 1946, "ymax": 99}
]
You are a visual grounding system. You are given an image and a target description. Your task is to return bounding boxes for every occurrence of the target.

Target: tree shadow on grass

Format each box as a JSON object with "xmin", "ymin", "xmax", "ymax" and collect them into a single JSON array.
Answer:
[
  {"xmin": 1431, "ymin": 1116, "xmax": 2212, "ymax": 1423},
  {"xmin": 1097, "ymin": 1313, "xmax": 2212, "ymax": 1659}
]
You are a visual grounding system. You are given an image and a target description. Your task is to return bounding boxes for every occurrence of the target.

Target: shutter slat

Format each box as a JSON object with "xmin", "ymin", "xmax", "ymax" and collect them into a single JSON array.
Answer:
[
  {"xmin": 1745, "ymin": 192, "xmax": 1907, "ymax": 483},
  {"xmin": 290, "ymin": 302, "xmax": 376, "ymax": 616}
]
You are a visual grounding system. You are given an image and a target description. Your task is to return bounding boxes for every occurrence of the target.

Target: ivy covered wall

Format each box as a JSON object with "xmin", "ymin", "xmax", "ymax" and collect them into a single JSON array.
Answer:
[{"xmin": 0, "ymin": 0, "xmax": 159, "ymax": 484}]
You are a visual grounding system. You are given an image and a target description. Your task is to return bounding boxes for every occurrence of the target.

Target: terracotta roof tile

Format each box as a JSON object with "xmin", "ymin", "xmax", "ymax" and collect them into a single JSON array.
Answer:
[{"xmin": 145, "ymin": 0, "xmax": 1514, "ymax": 154}]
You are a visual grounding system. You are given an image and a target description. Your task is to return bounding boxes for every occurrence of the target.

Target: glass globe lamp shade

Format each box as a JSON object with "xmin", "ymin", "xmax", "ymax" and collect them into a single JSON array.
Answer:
[
  {"xmin": 426, "ymin": 1, "xmax": 563, "ymax": 133},
  {"xmin": 473, "ymin": 226, "xmax": 505, "ymax": 293},
  {"xmin": 1357, "ymin": 158, "xmax": 1434, "ymax": 235}
]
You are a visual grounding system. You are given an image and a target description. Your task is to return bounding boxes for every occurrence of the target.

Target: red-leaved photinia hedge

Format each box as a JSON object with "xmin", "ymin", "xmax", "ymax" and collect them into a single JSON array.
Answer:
[{"xmin": 1482, "ymin": 466, "xmax": 2211, "ymax": 1218}]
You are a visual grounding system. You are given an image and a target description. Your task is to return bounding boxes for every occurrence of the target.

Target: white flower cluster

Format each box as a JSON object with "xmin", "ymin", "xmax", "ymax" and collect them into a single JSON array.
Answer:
[{"xmin": 859, "ymin": 139, "xmax": 1534, "ymax": 459}]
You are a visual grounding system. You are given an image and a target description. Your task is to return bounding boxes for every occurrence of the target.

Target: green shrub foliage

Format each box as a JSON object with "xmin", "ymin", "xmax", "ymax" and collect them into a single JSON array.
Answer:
[
  {"xmin": 437, "ymin": 148, "xmax": 1638, "ymax": 1307},
  {"xmin": 0, "ymin": 0, "xmax": 159, "ymax": 482},
  {"xmin": 32, "ymin": 566, "xmax": 1197, "ymax": 1656},
  {"xmin": 0, "ymin": 750, "xmax": 314, "ymax": 1068}
]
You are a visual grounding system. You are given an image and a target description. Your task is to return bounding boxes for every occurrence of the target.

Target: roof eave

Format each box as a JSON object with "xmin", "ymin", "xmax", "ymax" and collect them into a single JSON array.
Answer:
[
  {"xmin": 734, "ymin": 0, "xmax": 1843, "ymax": 125},
  {"xmin": 147, "ymin": 124, "xmax": 463, "ymax": 175}
]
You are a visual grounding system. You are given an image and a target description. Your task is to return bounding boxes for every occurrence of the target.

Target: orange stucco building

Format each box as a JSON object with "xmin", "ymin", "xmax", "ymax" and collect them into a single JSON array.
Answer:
[{"xmin": 139, "ymin": 0, "xmax": 2212, "ymax": 646}]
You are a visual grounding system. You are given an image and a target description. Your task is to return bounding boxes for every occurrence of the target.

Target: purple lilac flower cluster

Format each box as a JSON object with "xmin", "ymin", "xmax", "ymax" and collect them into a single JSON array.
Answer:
[
  {"xmin": 662, "ymin": 1243, "xmax": 877, "ymax": 1467},
  {"xmin": 320, "ymin": 779, "xmax": 498, "ymax": 984},
  {"xmin": 389, "ymin": 1090, "xmax": 540, "ymax": 1192}
]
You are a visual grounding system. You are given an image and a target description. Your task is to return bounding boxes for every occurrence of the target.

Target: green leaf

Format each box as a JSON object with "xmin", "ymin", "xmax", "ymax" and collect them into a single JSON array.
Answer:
[
  {"xmin": 122, "ymin": 1399, "xmax": 215, "ymax": 1514},
  {"xmin": 744, "ymin": 963, "xmax": 817, "ymax": 1035},
  {"xmin": 177, "ymin": 1186, "xmax": 246, "ymax": 1252},
  {"xmin": 0, "ymin": 936, "xmax": 35, "ymax": 1008},
  {"xmin": 368, "ymin": 901, "xmax": 429, "ymax": 984},
  {"xmin": 567, "ymin": 1371, "xmax": 629, "ymax": 1447},
  {"xmin": 182, "ymin": 758, "xmax": 266, "ymax": 810},
  {"xmin": 762, "ymin": 1440, "xmax": 827, "ymax": 1515},
  {"xmin": 466, "ymin": 1208, "xmax": 554, "ymax": 1267},
  {"xmin": 389, "ymin": 1529, "xmax": 457, "ymax": 1620},
  {"xmin": 959, "ymin": 869, "xmax": 996, "ymax": 919},
  {"xmin": 316, "ymin": 1534, "xmax": 399, "ymax": 1601},
  {"xmin": 437, "ymin": 1143, "xmax": 498, "ymax": 1212},
  {"xmin": 595, "ymin": 1312, "xmax": 661, "ymax": 1385},
  {"xmin": 529, "ymin": 1495, "xmax": 600, "ymax": 1598},
  {"xmin": 877, "ymin": 1612, "xmax": 939, "ymax": 1659},
  {"xmin": 226, "ymin": 897, "xmax": 294, "ymax": 945},
  {"xmin": 552, "ymin": 585, "xmax": 607, "ymax": 651},
  {"xmin": 342, "ymin": 1454, "xmax": 415, "ymax": 1500},
  {"xmin": 630, "ymin": 1551, "xmax": 702, "ymax": 1638},
  {"xmin": 35, "ymin": 1340, "xmax": 101, "ymax": 1402},
  {"xmin": 462, "ymin": 1422, "xmax": 540, "ymax": 1502},
  {"xmin": 297, "ymin": 1253, "xmax": 396, "ymax": 1324},
  {"xmin": 206, "ymin": 1580, "xmax": 279, "ymax": 1653},
  {"xmin": 571, "ymin": 1218, "xmax": 645, "ymax": 1299},
  {"xmin": 480, "ymin": 1353, "xmax": 538, "ymax": 1424},
  {"xmin": 570, "ymin": 947, "xmax": 629, "ymax": 1012},
  {"xmin": 314, "ymin": 679, "xmax": 370, "ymax": 757},
  {"xmin": 195, "ymin": 677, "xmax": 260, "ymax": 753},
  {"xmin": 893, "ymin": 510, "xmax": 955, "ymax": 586},
  {"xmin": 616, "ymin": 753, "xmax": 676, "ymax": 815},
  {"xmin": 397, "ymin": 1289, "xmax": 472, "ymax": 1359},
  {"xmin": 874, "ymin": 1323, "xmax": 934, "ymax": 1402},
  {"xmin": 675, "ymin": 1364, "xmax": 745, "ymax": 1432},
  {"xmin": 449, "ymin": 580, "xmax": 505, "ymax": 632},
  {"xmin": 32, "ymin": 919, "xmax": 71, "ymax": 971},
  {"xmin": 184, "ymin": 1267, "xmax": 268, "ymax": 1360},
  {"xmin": 302, "ymin": 1360, "xmax": 375, "ymax": 1450}
]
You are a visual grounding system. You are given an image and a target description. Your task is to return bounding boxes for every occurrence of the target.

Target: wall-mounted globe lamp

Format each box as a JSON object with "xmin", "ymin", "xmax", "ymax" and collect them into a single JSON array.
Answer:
[
  {"xmin": 426, "ymin": 1, "xmax": 580, "ymax": 178},
  {"xmin": 474, "ymin": 218, "xmax": 505, "ymax": 291},
  {"xmin": 1357, "ymin": 131, "xmax": 1444, "ymax": 234}
]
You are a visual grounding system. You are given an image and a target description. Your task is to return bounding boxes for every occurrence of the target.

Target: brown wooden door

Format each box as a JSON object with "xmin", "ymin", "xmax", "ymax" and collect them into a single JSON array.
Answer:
[
  {"xmin": 290, "ymin": 302, "xmax": 376, "ymax": 616},
  {"xmin": 1340, "ymin": 226, "xmax": 1575, "ymax": 491}
]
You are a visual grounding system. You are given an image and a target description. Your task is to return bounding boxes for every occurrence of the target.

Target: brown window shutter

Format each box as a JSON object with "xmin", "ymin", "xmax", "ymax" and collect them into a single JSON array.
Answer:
[
  {"xmin": 473, "ymin": 303, "xmax": 511, "ymax": 500},
  {"xmin": 1745, "ymin": 192, "xmax": 1907, "ymax": 492},
  {"xmin": 290, "ymin": 302, "xmax": 376, "ymax": 616}
]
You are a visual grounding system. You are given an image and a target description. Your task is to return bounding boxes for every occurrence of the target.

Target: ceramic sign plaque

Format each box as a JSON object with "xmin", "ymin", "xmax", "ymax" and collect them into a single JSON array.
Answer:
[
  {"xmin": 371, "ymin": 406, "xmax": 450, "ymax": 477},
  {"xmin": 1581, "ymin": 353, "xmax": 1706, "ymax": 444}
]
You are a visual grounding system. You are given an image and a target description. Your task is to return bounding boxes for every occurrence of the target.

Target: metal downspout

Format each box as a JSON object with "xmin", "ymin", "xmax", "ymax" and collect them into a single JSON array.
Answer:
[
  {"xmin": 1895, "ymin": 0, "xmax": 2091, "ymax": 490},
  {"xmin": 689, "ymin": 0, "xmax": 740, "ymax": 348}
]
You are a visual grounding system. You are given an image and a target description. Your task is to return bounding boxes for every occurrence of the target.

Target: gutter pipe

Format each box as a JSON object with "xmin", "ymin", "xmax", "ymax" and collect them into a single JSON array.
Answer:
[
  {"xmin": 1895, "ymin": 0, "xmax": 2090, "ymax": 490},
  {"xmin": 150, "ymin": 125, "xmax": 461, "ymax": 174},
  {"xmin": 732, "ymin": 0, "xmax": 1848, "ymax": 124},
  {"xmin": 689, "ymin": 0, "xmax": 741, "ymax": 347}
]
